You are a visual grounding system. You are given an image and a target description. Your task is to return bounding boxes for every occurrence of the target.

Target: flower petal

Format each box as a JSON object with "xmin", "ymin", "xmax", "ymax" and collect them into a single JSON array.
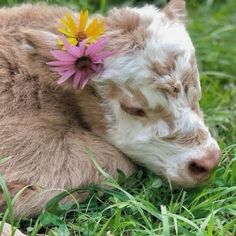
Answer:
[
  {"xmin": 87, "ymin": 23, "xmax": 105, "ymax": 40},
  {"xmin": 97, "ymin": 64, "xmax": 104, "ymax": 74},
  {"xmin": 57, "ymin": 38, "xmax": 63, "ymax": 46},
  {"xmin": 78, "ymin": 70, "xmax": 88, "ymax": 89},
  {"xmin": 60, "ymin": 17, "xmax": 70, "ymax": 27},
  {"xmin": 58, "ymin": 28, "xmax": 74, "ymax": 37},
  {"xmin": 61, "ymin": 37, "xmax": 84, "ymax": 58},
  {"xmin": 92, "ymin": 51, "xmax": 114, "ymax": 62},
  {"xmin": 85, "ymin": 37, "xmax": 108, "ymax": 56},
  {"xmin": 57, "ymin": 69, "xmax": 76, "ymax": 84},
  {"xmin": 67, "ymin": 37, "xmax": 78, "ymax": 46},
  {"xmin": 58, "ymin": 37, "xmax": 78, "ymax": 48},
  {"xmin": 79, "ymin": 10, "xmax": 88, "ymax": 31},
  {"xmin": 85, "ymin": 19, "xmax": 98, "ymax": 35},
  {"xmin": 80, "ymin": 76, "xmax": 90, "ymax": 89},
  {"xmin": 91, "ymin": 64, "xmax": 98, "ymax": 71},
  {"xmin": 51, "ymin": 65, "xmax": 75, "ymax": 73},
  {"xmin": 92, "ymin": 59, "xmax": 103, "ymax": 64},
  {"xmin": 72, "ymin": 71, "xmax": 82, "ymax": 88},
  {"xmin": 51, "ymin": 50, "xmax": 76, "ymax": 62},
  {"xmin": 86, "ymin": 32, "xmax": 105, "ymax": 44},
  {"xmin": 64, "ymin": 14, "xmax": 78, "ymax": 35},
  {"xmin": 86, "ymin": 36, "xmax": 97, "ymax": 44},
  {"xmin": 85, "ymin": 19, "xmax": 105, "ymax": 37},
  {"xmin": 47, "ymin": 60, "xmax": 74, "ymax": 66}
]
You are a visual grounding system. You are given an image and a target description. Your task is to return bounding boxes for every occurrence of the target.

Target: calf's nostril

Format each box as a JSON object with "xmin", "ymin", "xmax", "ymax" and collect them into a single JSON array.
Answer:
[{"xmin": 188, "ymin": 161, "xmax": 208, "ymax": 178}]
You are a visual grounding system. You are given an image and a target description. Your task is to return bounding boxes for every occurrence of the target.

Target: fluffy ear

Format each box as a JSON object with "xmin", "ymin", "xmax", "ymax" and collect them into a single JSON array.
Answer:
[
  {"xmin": 21, "ymin": 28, "xmax": 58, "ymax": 59},
  {"xmin": 163, "ymin": 0, "xmax": 186, "ymax": 23},
  {"xmin": 105, "ymin": 7, "xmax": 149, "ymax": 53}
]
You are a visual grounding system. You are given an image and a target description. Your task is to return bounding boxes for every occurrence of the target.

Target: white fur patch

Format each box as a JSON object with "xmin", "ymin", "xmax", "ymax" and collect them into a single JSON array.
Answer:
[{"xmin": 98, "ymin": 4, "xmax": 220, "ymax": 186}]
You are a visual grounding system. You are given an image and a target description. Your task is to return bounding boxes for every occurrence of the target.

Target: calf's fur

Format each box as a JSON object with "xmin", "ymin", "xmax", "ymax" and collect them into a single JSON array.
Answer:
[{"xmin": 0, "ymin": 4, "xmax": 136, "ymax": 217}]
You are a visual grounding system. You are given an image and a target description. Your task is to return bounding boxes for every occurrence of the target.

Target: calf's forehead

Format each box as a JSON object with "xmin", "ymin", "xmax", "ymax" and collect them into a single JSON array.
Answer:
[
  {"xmin": 104, "ymin": 4, "xmax": 201, "ymax": 109},
  {"xmin": 149, "ymin": 20, "xmax": 194, "ymax": 51}
]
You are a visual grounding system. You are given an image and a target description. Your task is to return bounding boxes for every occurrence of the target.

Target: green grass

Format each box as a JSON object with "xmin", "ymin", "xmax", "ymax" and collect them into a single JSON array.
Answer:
[{"xmin": 0, "ymin": 0, "xmax": 236, "ymax": 235}]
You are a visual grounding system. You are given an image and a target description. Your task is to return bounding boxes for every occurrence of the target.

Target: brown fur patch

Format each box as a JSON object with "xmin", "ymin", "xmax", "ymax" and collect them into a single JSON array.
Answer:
[
  {"xmin": 182, "ymin": 56, "xmax": 199, "ymax": 89},
  {"xmin": 0, "ymin": 181, "xmax": 38, "ymax": 211},
  {"xmin": 75, "ymin": 84, "xmax": 107, "ymax": 136},
  {"xmin": 105, "ymin": 7, "xmax": 150, "ymax": 53},
  {"xmin": 149, "ymin": 54, "xmax": 182, "ymax": 97},
  {"xmin": 181, "ymin": 56, "xmax": 201, "ymax": 110},
  {"xmin": 104, "ymin": 81, "xmax": 149, "ymax": 109},
  {"xmin": 108, "ymin": 8, "xmax": 140, "ymax": 32},
  {"xmin": 150, "ymin": 57, "xmax": 176, "ymax": 77},
  {"xmin": 163, "ymin": 127, "xmax": 209, "ymax": 146},
  {"xmin": 127, "ymin": 84, "xmax": 149, "ymax": 107},
  {"xmin": 21, "ymin": 29, "xmax": 59, "ymax": 60},
  {"xmin": 149, "ymin": 104, "xmax": 175, "ymax": 129},
  {"xmin": 153, "ymin": 79, "xmax": 181, "ymax": 97}
]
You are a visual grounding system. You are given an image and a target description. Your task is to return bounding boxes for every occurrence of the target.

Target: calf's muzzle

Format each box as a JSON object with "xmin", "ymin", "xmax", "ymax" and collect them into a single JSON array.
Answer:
[{"xmin": 188, "ymin": 148, "xmax": 221, "ymax": 182}]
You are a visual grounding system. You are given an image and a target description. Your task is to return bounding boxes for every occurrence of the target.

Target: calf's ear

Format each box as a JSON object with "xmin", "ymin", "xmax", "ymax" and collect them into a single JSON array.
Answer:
[
  {"xmin": 21, "ymin": 28, "xmax": 58, "ymax": 60},
  {"xmin": 163, "ymin": 0, "xmax": 186, "ymax": 23}
]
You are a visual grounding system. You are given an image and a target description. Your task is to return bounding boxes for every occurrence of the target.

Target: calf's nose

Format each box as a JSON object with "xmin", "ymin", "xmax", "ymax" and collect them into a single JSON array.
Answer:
[{"xmin": 188, "ymin": 148, "xmax": 221, "ymax": 182}]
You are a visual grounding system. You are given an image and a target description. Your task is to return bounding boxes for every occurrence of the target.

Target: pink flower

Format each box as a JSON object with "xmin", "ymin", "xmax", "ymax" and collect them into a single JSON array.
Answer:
[{"xmin": 47, "ymin": 37, "xmax": 112, "ymax": 89}]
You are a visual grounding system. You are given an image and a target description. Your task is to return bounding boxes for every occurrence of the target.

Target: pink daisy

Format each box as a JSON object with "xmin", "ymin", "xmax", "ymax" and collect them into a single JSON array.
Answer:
[{"xmin": 47, "ymin": 37, "xmax": 112, "ymax": 89}]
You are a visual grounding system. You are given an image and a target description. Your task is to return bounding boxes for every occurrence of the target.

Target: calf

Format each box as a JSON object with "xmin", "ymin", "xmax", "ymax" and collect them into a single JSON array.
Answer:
[{"xmin": 0, "ymin": 0, "xmax": 220, "ymax": 217}]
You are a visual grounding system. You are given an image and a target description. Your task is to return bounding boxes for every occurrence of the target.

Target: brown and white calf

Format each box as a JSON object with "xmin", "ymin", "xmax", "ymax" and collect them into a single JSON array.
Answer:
[{"xmin": 0, "ymin": 0, "xmax": 220, "ymax": 217}]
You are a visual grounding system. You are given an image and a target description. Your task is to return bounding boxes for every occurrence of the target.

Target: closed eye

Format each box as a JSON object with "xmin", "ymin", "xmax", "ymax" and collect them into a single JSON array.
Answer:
[{"xmin": 120, "ymin": 103, "xmax": 146, "ymax": 117}]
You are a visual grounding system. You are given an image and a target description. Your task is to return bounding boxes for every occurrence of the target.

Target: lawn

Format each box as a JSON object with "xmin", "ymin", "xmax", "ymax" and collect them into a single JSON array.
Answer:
[{"xmin": 0, "ymin": 0, "xmax": 236, "ymax": 235}]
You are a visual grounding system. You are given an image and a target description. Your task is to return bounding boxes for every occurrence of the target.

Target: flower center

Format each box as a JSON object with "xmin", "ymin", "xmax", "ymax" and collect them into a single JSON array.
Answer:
[
  {"xmin": 77, "ymin": 31, "xmax": 87, "ymax": 43},
  {"xmin": 75, "ymin": 56, "xmax": 92, "ymax": 70}
]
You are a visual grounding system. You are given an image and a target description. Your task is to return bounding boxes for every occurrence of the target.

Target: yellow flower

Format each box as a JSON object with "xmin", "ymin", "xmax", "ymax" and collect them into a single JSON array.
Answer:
[{"xmin": 58, "ymin": 10, "xmax": 105, "ymax": 46}]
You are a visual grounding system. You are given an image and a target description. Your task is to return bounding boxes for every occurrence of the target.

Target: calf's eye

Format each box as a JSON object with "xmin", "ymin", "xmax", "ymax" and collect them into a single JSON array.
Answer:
[{"xmin": 120, "ymin": 103, "xmax": 146, "ymax": 117}]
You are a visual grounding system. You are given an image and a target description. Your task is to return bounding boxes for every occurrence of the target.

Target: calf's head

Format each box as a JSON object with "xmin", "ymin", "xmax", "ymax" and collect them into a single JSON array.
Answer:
[
  {"xmin": 97, "ymin": 0, "xmax": 221, "ymax": 186},
  {"xmin": 23, "ymin": 0, "xmax": 221, "ymax": 187}
]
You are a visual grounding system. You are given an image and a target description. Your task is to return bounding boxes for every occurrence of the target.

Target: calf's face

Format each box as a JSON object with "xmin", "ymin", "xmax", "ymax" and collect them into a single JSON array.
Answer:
[
  {"xmin": 100, "ymin": 0, "xmax": 221, "ymax": 186},
  {"xmin": 23, "ymin": 1, "xmax": 220, "ymax": 187}
]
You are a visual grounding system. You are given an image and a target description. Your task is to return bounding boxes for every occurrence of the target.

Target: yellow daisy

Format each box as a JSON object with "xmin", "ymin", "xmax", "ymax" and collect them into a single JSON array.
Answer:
[{"xmin": 58, "ymin": 10, "xmax": 105, "ymax": 46}]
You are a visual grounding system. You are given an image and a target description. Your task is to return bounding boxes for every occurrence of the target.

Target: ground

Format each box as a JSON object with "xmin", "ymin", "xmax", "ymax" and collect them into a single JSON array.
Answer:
[{"xmin": 0, "ymin": 0, "xmax": 235, "ymax": 235}]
